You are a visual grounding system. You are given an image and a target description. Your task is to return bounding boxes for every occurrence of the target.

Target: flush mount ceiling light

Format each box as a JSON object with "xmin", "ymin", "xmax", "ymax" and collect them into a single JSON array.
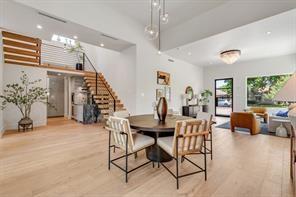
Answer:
[
  {"xmin": 220, "ymin": 49, "xmax": 241, "ymax": 64},
  {"xmin": 100, "ymin": 43, "xmax": 105, "ymax": 47}
]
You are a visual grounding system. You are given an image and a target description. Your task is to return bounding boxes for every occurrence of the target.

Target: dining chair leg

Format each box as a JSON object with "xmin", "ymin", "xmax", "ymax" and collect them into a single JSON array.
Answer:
[
  {"xmin": 108, "ymin": 130, "xmax": 111, "ymax": 170},
  {"xmin": 134, "ymin": 152, "xmax": 138, "ymax": 159},
  {"xmin": 158, "ymin": 162, "xmax": 160, "ymax": 168},
  {"xmin": 204, "ymin": 136, "xmax": 207, "ymax": 181},
  {"xmin": 210, "ymin": 131, "xmax": 213, "ymax": 160},
  {"xmin": 152, "ymin": 162, "xmax": 155, "ymax": 168},
  {"xmin": 125, "ymin": 136, "xmax": 128, "ymax": 183},
  {"xmin": 176, "ymin": 137, "xmax": 179, "ymax": 189}
]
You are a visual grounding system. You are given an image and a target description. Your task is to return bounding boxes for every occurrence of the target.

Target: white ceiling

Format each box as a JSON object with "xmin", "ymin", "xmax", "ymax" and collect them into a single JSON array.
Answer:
[
  {"xmin": 104, "ymin": 0, "xmax": 229, "ymax": 31},
  {"xmin": 166, "ymin": 8, "xmax": 296, "ymax": 67},
  {"xmin": 1, "ymin": 1, "xmax": 134, "ymax": 52}
]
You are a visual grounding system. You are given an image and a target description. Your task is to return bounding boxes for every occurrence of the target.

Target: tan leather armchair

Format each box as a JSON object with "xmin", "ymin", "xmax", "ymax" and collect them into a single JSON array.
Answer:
[
  {"xmin": 248, "ymin": 107, "xmax": 269, "ymax": 123},
  {"xmin": 230, "ymin": 112, "xmax": 261, "ymax": 135}
]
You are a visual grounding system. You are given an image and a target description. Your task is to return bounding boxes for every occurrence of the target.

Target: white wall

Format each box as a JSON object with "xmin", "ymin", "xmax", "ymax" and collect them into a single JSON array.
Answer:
[
  {"xmin": 3, "ymin": 64, "xmax": 47, "ymax": 130},
  {"xmin": 15, "ymin": 1, "xmax": 204, "ymax": 115},
  {"xmin": 203, "ymin": 54, "xmax": 296, "ymax": 115},
  {"xmin": 94, "ymin": 46, "xmax": 137, "ymax": 114}
]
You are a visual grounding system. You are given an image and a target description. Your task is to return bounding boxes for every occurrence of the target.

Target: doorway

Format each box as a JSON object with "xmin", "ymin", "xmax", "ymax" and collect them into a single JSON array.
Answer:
[
  {"xmin": 215, "ymin": 78, "xmax": 233, "ymax": 117},
  {"xmin": 47, "ymin": 75, "xmax": 65, "ymax": 118}
]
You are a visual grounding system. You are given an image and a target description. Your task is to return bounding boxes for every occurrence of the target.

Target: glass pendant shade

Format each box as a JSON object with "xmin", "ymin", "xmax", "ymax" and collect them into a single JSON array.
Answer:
[
  {"xmin": 160, "ymin": 13, "xmax": 169, "ymax": 24},
  {"xmin": 220, "ymin": 50, "xmax": 241, "ymax": 64},
  {"xmin": 152, "ymin": 0, "xmax": 161, "ymax": 10},
  {"xmin": 144, "ymin": 25, "xmax": 159, "ymax": 40}
]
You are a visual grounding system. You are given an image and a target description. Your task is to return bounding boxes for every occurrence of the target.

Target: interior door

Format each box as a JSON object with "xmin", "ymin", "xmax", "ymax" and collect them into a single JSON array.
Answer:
[{"xmin": 215, "ymin": 78, "xmax": 233, "ymax": 117}]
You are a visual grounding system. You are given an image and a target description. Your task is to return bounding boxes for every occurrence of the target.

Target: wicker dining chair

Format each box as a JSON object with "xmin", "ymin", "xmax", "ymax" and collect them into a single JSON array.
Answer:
[
  {"xmin": 157, "ymin": 119, "xmax": 209, "ymax": 189},
  {"xmin": 196, "ymin": 112, "xmax": 213, "ymax": 160},
  {"xmin": 105, "ymin": 116, "xmax": 154, "ymax": 183}
]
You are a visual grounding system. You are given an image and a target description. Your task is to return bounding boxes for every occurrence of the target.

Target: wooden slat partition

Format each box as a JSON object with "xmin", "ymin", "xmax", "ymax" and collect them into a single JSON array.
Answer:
[{"xmin": 2, "ymin": 31, "xmax": 41, "ymax": 66}]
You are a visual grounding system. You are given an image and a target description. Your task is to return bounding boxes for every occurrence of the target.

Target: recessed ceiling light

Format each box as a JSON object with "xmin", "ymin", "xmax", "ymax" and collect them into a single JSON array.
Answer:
[
  {"xmin": 36, "ymin": 24, "xmax": 43, "ymax": 29},
  {"xmin": 57, "ymin": 73, "xmax": 62, "ymax": 76},
  {"xmin": 100, "ymin": 43, "xmax": 105, "ymax": 47},
  {"xmin": 73, "ymin": 35, "xmax": 78, "ymax": 39},
  {"xmin": 157, "ymin": 50, "xmax": 162, "ymax": 55},
  {"xmin": 188, "ymin": 52, "xmax": 192, "ymax": 56},
  {"xmin": 266, "ymin": 31, "xmax": 272, "ymax": 35}
]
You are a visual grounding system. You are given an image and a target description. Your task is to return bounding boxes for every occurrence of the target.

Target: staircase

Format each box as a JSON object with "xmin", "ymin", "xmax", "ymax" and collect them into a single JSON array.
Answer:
[{"xmin": 84, "ymin": 72, "xmax": 125, "ymax": 119}]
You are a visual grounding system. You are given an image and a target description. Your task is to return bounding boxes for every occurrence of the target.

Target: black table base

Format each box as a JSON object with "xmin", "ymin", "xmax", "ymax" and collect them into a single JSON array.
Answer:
[{"xmin": 143, "ymin": 131, "xmax": 173, "ymax": 162}]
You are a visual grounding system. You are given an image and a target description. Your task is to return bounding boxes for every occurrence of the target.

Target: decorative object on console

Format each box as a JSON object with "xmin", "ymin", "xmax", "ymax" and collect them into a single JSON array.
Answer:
[
  {"xmin": 181, "ymin": 94, "xmax": 190, "ymax": 106},
  {"xmin": 157, "ymin": 71, "xmax": 170, "ymax": 85},
  {"xmin": 157, "ymin": 97, "xmax": 168, "ymax": 122},
  {"xmin": 199, "ymin": 89, "xmax": 213, "ymax": 112},
  {"xmin": 220, "ymin": 49, "xmax": 241, "ymax": 64},
  {"xmin": 0, "ymin": 71, "xmax": 53, "ymax": 132}
]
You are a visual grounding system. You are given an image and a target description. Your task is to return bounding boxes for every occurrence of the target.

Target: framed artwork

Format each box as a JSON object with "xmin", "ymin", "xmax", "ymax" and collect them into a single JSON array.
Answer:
[
  {"xmin": 157, "ymin": 71, "xmax": 170, "ymax": 85},
  {"xmin": 164, "ymin": 86, "xmax": 171, "ymax": 101},
  {"xmin": 156, "ymin": 89, "xmax": 164, "ymax": 100}
]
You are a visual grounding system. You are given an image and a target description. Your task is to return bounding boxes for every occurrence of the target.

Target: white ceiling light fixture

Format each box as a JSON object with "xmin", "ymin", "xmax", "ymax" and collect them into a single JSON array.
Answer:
[
  {"xmin": 36, "ymin": 24, "xmax": 42, "ymax": 29},
  {"xmin": 100, "ymin": 43, "xmax": 105, "ymax": 47},
  {"xmin": 220, "ymin": 49, "xmax": 241, "ymax": 64},
  {"xmin": 73, "ymin": 35, "xmax": 78, "ymax": 39},
  {"xmin": 266, "ymin": 31, "xmax": 272, "ymax": 35}
]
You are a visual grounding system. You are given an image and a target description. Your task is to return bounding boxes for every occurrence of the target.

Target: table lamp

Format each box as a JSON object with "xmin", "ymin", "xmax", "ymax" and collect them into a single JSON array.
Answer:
[{"xmin": 274, "ymin": 73, "xmax": 296, "ymax": 129}]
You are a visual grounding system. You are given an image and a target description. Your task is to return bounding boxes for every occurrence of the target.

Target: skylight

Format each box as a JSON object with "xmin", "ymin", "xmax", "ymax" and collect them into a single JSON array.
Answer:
[{"xmin": 51, "ymin": 34, "xmax": 76, "ymax": 46}]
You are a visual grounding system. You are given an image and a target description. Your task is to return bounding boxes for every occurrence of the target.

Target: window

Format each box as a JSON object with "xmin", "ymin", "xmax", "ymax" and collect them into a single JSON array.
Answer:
[
  {"xmin": 247, "ymin": 74, "xmax": 291, "ymax": 107},
  {"xmin": 215, "ymin": 78, "xmax": 233, "ymax": 117},
  {"xmin": 51, "ymin": 34, "xmax": 76, "ymax": 46}
]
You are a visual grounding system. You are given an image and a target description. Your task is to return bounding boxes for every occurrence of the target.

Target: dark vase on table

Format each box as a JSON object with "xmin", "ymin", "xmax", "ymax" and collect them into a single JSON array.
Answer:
[{"xmin": 157, "ymin": 97, "xmax": 168, "ymax": 122}]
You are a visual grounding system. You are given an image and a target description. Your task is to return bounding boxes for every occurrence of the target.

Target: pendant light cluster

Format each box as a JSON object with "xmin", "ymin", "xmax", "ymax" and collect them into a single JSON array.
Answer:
[{"xmin": 144, "ymin": 0, "xmax": 169, "ymax": 40}]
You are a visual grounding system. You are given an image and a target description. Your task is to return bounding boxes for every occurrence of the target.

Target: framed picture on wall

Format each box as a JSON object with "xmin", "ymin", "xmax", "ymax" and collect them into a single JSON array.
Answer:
[
  {"xmin": 157, "ymin": 71, "xmax": 170, "ymax": 85},
  {"xmin": 156, "ymin": 89, "xmax": 164, "ymax": 100},
  {"xmin": 164, "ymin": 86, "xmax": 171, "ymax": 101}
]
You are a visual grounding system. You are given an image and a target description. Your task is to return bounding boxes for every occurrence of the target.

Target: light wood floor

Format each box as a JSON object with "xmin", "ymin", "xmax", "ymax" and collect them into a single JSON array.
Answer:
[{"xmin": 0, "ymin": 117, "xmax": 294, "ymax": 197}]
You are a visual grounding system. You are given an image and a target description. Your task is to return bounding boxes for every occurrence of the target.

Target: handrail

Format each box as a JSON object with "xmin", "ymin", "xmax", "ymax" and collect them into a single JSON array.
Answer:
[
  {"xmin": 83, "ymin": 53, "xmax": 116, "ymax": 112},
  {"xmin": 41, "ymin": 42, "xmax": 116, "ymax": 112}
]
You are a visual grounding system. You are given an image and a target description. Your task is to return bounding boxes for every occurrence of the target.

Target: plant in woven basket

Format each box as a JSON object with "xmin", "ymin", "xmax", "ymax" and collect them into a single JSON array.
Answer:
[{"xmin": 0, "ymin": 71, "xmax": 52, "ymax": 128}]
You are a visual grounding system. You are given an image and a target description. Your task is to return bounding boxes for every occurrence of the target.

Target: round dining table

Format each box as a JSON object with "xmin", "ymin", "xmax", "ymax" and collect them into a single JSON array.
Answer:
[{"xmin": 127, "ymin": 114, "xmax": 192, "ymax": 162}]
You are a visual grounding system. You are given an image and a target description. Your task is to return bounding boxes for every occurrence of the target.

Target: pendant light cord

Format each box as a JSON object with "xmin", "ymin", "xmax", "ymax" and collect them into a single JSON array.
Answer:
[
  {"xmin": 158, "ymin": 7, "xmax": 161, "ymax": 51},
  {"xmin": 150, "ymin": 0, "xmax": 153, "ymax": 26}
]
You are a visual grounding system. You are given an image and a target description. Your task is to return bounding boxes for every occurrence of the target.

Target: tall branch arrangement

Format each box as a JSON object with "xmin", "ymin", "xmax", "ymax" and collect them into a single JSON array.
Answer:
[{"xmin": 0, "ymin": 71, "xmax": 50, "ymax": 119}]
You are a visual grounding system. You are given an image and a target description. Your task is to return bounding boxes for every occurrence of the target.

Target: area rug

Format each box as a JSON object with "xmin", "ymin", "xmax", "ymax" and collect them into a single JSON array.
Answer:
[{"xmin": 216, "ymin": 121, "xmax": 275, "ymax": 136}]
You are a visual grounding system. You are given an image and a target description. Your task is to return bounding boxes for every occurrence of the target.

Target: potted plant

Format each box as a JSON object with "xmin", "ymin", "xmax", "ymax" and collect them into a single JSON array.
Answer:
[
  {"xmin": 199, "ymin": 89, "xmax": 213, "ymax": 112},
  {"xmin": 0, "ymin": 71, "xmax": 52, "ymax": 130},
  {"xmin": 67, "ymin": 42, "xmax": 84, "ymax": 70}
]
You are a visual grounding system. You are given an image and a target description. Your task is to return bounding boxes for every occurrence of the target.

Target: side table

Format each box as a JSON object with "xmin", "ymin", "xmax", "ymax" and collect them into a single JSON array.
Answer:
[{"xmin": 273, "ymin": 119, "xmax": 291, "ymax": 137}]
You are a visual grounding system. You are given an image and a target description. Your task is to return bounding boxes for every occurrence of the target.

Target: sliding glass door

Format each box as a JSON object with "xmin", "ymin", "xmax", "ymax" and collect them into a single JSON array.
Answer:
[{"xmin": 215, "ymin": 78, "xmax": 233, "ymax": 117}]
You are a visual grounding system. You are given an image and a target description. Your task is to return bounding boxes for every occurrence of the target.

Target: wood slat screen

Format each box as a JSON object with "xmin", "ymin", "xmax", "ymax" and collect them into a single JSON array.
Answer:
[{"xmin": 2, "ymin": 31, "xmax": 41, "ymax": 67}]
